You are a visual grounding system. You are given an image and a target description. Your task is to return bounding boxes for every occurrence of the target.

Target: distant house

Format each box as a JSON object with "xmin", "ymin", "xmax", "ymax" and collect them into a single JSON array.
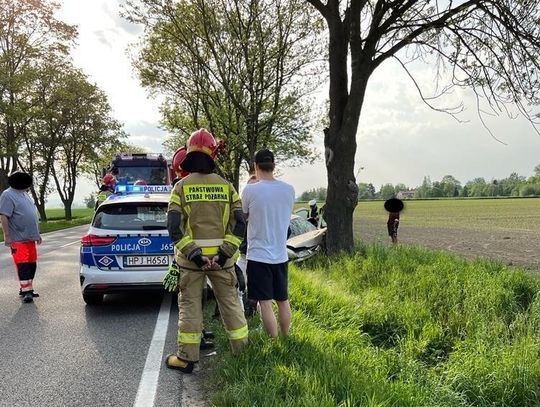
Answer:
[{"xmin": 396, "ymin": 189, "xmax": 416, "ymax": 199}]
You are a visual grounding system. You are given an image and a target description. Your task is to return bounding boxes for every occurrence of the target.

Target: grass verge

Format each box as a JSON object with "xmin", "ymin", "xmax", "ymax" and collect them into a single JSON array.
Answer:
[{"xmin": 205, "ymin": 244, "xmax": 540, "ymax": 407}]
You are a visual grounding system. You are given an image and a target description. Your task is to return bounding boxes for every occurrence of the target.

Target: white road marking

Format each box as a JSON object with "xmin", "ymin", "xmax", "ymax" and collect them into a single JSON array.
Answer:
[
  {"xmin": 59, "ymin": 240, "xmax": 80, "ymax": 248},
  {"xmin": 133, "ymin": 294, "xmax": 172, "ymax": 407}
]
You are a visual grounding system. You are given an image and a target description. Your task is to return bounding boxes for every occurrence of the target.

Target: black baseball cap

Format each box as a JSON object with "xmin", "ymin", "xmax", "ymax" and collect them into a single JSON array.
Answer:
[{"xmin": 254, "ymin": 149, "xmax": 274, "ymax": 164}]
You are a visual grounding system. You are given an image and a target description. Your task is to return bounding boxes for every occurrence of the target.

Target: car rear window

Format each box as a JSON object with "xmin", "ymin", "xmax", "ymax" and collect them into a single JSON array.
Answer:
[
  {"xmin": 93, "ymin": 202, "xmax": 168, "ymax": 231},
  {"xmin": 289, "ymin": 217, "xmax": 316, "ymax": 238}
]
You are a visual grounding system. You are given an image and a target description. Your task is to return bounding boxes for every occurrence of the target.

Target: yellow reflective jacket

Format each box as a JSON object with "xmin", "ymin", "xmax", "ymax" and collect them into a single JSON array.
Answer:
[
  {"xmin": 96, "ymin": 190, "xmax": 113, "ymax": 208},
  {"xmin": 168, "ymin": 172, "xmax": 243, "ymax": 270}
]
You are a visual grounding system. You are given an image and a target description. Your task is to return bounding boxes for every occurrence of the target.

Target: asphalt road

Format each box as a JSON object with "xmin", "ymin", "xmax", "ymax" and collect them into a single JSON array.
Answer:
[{"xmin": 0, "ymin": 225, "xmax": 194, "ymax": 407}]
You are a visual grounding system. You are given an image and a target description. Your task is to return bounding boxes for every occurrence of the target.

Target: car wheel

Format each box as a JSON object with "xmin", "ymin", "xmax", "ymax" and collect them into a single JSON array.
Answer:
[{"xmin": 83, "ymin": 292, "xmax": 104, "ymax": 305}]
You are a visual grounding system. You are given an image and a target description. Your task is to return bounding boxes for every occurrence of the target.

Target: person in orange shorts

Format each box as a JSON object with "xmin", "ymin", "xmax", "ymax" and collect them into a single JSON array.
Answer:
[{"xmin": 0, "ymin": 171, "xmax": 42, "ymax": 303}]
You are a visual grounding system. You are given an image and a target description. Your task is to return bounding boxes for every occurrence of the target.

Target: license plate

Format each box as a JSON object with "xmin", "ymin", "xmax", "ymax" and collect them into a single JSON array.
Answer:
[{"xmin": 123, "ymin": 255, "xmax": 169, "ymax": 267}]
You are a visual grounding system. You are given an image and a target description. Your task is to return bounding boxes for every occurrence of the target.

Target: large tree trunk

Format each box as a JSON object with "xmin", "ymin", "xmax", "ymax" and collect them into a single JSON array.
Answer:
[
  {"xmin": 0, "ymin": 169, "xmax": 9, "ymax": 192},
  {"xmin": 63, "ymin": 202, "xmax": 73, "ymax": 221},
  {"xmin": 325, "ymin": 72, "xmax": 370, "ymax": 253},
  {"xmin": 324, "ymin": 125, "xmax": 358, "ymax": 253},
  {"xmin": 30, "ymin": 187, "xmax": 48, "ymax": 222},
  {"xmin": 36, "ymin": 203, "xmax": 47, "ymax": 222},
  {"xmin": 324, "ymin": 5, "xmax": 371, "ymax": 253},
  {"xmin": 1, "ymin": 116, "xmax": 18, "ymax": 191}
]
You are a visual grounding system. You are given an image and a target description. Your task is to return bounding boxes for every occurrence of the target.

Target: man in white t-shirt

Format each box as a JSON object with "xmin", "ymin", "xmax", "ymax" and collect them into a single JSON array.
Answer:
[{"xmin": 241, "ymin": 149, "xmax": 295, "ymax": 337}]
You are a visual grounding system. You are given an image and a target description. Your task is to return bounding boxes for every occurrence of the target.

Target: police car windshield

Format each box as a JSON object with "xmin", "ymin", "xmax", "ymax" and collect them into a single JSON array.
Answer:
[
  {"xmin": 93, "ymin": 202, "xmax": 168, "ymax": 231},
  {"xmin": 114, "ymin": 167, "xmax": 167, "ymax": 184}
]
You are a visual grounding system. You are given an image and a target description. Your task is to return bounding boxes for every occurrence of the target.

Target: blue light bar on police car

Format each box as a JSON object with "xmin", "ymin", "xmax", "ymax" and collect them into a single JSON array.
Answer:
[{"xmin": 115, "ymin": 184, "xmax": 172, "ymax": 194}]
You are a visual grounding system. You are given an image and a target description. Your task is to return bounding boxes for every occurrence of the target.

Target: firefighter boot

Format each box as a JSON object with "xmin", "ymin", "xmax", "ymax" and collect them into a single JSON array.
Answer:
[{"xmin": 165, "ymin": 355, "xmax": 194, "ymax": 373}]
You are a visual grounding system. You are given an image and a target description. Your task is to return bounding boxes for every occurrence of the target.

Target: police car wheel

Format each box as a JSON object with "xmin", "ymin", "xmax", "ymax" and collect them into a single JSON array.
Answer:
[{"xmin": 83, "ymin": 292, "xmax": 104, "ymax": 305}]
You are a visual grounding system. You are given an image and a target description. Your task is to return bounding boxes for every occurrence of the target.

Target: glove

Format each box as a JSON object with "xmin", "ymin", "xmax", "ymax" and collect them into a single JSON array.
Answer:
[
  {"xmin": 234, "ymin": 264, "xmax": 246, "ymax": 292},
  {"xmin": 187, "ymin": 248, "xmax": 206, "ymax": 269},
  {"xmin": 215, "ymin": 251, "xmax": 228, "ymax": 268},
  {"xmin": 163, "ymin": 261, "xmax": 181, "ymax": 292}
]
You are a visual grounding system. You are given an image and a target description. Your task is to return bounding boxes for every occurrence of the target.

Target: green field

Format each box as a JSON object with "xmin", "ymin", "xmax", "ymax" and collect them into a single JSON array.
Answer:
[
  {"xmin": 296, "ymin": 198, "xmax": 540, "ymax": 232},
  {"xmin": 207, "ymin": 244, "xmax": 540, "ymax": 407},
  {"xmin": 354, "ymin": 198, "xmax": 540, "ymax": 232},
  {"xmin": 44, "ymin": 207, "xmax": 94, "ymax": 221},
  {"xmin": 0, "ymin": 208, "xmax": 93, "ymax": 242}
]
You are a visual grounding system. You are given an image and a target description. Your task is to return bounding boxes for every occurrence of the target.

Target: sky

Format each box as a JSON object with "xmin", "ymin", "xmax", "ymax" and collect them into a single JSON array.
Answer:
[{"xmin": 53, "ymin": 0, "xmax": 540, "ymax": 207}]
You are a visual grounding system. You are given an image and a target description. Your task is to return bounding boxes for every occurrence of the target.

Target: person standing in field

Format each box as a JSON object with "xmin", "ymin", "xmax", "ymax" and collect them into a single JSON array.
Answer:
[
  {"xmin": 0, "ymin": 171, "xmax": 42, "ymax": 303},
  {"xmin": 384, "ymin": 198, "xmax": 404, "ymax": 245},
  {"xmin": 241, "ymin": 149, "xmax": 295, "ymax": 337},
  {"xmin": 387, "ymin": 211, "xmax": 400, "ymax": 244}
]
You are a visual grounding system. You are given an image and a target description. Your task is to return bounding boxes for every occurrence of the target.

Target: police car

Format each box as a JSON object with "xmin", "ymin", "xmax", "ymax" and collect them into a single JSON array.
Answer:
[{"xmin": 79, "ymin": 185, "xmax": 174, "ymax": 305}]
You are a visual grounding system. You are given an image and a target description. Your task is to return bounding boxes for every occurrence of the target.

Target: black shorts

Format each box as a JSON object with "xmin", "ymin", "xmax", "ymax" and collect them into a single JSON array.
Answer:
[
  {"xmin": 387, "ymin": 224, "xmax": 398, "ymax": 237},
  {"xmin": 247, "ymin": 260, "xmax": 288, "ymax": 301}
]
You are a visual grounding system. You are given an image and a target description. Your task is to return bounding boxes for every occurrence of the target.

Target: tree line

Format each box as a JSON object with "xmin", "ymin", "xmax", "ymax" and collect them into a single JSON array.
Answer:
[
  {"xmin": 299, "ymin": 165, "xmax": 540, "ymax": 201},
  {"xmin": 0, "ymin": 0, "xmax": 134, "ymax": 221}
]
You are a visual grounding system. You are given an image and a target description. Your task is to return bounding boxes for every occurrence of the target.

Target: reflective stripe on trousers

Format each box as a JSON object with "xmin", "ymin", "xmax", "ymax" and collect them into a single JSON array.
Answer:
[
  {"xmin": 178, "ymin": 331, "xmax": 202, "ymax": 345},
  {"xmin": 227, "ymin": 324, "xmax": 248, "ymax": 340}
]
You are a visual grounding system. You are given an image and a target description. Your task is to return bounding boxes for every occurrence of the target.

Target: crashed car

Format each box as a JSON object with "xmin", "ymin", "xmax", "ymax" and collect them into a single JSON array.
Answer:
[{"xmin": 287, "ymin": 213, "xmax": 327, "ymax": 262}]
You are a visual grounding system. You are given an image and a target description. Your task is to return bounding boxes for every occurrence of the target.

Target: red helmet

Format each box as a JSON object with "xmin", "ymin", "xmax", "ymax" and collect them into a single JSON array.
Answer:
[
  {"xmin": 186, "ymin": 128, "xmax": 217, "ymax": 159},
  {"xmin": 102, "ymin": 173, "xmax": 116, "ymax": 187},
  {"xmin": 134, "ymin": 179, "xmax": 147, "ymax": 186},
  {"xmin": 172, "ymin": 146, "xmax": 189, "ymax": 178}
]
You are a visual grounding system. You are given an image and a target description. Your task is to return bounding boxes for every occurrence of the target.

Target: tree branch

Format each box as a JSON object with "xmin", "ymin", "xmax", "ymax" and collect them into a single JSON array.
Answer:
[
  {"xmin": 393, "ymin": 55, "xmax": 465, "ymax": 120},
  {"xmin": 372, "ymin": 0, "xmax": 479, "ymax": 68},
  {"xmin": 305, "ymin": 0, "xmax": 328, "ymax": 18}
]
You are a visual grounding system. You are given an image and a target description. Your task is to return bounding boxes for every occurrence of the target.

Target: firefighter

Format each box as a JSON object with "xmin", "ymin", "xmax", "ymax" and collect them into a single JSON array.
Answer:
[
  {"xmin": 175, "ymin": 146, "xmax": 246, "ymax": 319},
  {"xmin": 164, "ymin": 129, "xmax": 248, "ymax": 373},
  {"xmin": 95, "ymin": 173, "xmax": 116, "ymax": 209},
  {"xmin": 171, "ymin": 146, "xmax": 190, "ymax": 183},
  {"xmin": 169, "ymin": 145, "xmax": 215, "ymax": 350}
]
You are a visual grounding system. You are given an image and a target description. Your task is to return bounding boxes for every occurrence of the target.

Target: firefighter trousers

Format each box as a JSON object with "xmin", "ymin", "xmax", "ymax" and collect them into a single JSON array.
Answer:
[{"xmin": 176, "ymin": 267, "xmax": 248, "ymax": 362}]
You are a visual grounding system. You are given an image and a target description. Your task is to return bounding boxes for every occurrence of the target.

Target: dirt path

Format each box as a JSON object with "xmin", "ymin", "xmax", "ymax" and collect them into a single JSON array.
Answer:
[{"xmin": 355, "ymin": 218, "xmax": 540, "ymax": 275}]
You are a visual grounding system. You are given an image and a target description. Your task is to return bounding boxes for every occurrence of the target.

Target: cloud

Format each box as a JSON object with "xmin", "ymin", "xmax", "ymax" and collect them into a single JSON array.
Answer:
[
  {"xmin": 92, "ymin": 28, "xmax": 120, "ymax": 48},
  {"xmin": 101, "ymin": 1, "xmax": 144, "ymax": 36},
  {"xmin": 125, "ymin": 121, "xmax": 169, "ymax": 153}
]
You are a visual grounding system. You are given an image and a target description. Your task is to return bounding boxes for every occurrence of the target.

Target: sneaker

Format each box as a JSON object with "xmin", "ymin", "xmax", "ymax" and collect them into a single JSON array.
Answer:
[
  {"xmin": 165, "ymin": 355, "xmax": 194, "ymax": 373},
  {"xmin": 23, "ymin": 292, "xmax": 33, "ymax": 303},
  {"xmin": 199, "ymin": 337, "xmax": 215, "ymax": 350},
  {"xmin": 19, "ymin": 290, "xmax": 39, "ymax": 298}
]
